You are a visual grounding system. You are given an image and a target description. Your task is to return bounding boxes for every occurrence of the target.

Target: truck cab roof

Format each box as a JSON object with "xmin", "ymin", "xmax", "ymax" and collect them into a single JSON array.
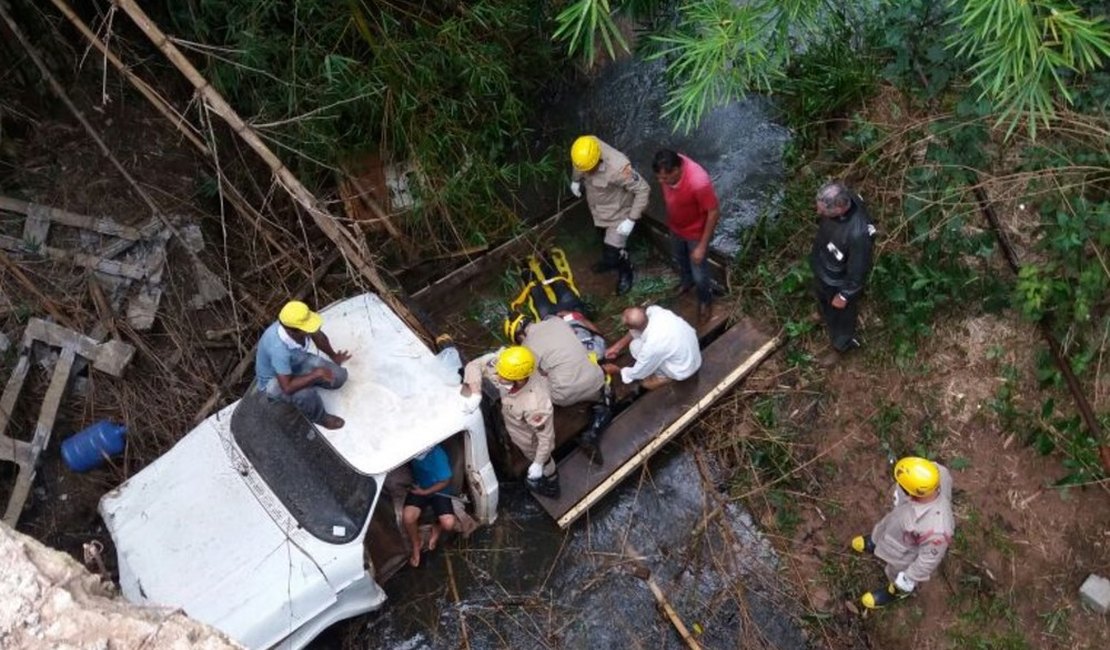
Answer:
[{"xmin": 307, "ymin": 292, "xmax": 474, "ymax": 474}]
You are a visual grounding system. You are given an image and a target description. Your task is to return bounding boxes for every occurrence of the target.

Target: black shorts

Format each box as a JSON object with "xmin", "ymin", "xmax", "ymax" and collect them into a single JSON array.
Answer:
[{"xmin": 404, "ymin": 491, "xmax": 454, "ymax": 517}]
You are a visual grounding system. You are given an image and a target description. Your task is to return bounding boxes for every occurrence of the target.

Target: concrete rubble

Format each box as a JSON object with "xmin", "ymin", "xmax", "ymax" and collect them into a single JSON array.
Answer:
[
  {"xmin": 0, "ymin": 522, "xmax": 243, "ymax": 650},
  {"xmin": 1080, "ymin": 573, "xmax": 1110, "ymax": 615}
]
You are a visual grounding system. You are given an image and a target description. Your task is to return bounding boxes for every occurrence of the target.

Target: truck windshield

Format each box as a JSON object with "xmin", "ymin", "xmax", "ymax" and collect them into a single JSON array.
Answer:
[{"xmin": 230, "ymin": 390, "xmax": 375, "ymax": 543}]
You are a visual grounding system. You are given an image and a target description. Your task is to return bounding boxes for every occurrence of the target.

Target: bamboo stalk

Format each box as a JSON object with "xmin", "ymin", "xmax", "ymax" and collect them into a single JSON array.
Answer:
[
  {"xmin": 48, "ymin": 0, "xmax": 302, "ymax": 270},
  {"xmin": 111, "ymin": 0, "xmax": 432, "ymax": 344},
  {"xmin": 345, "ymin": 171, "xmax": 417, "ymax": 260},
  {"xmin": 48, "ymin": 0, "xmax": 209, "ymax": 155},
  {"xmin": 624, "ymin": 542, "xmax": 703, "ymax": 650},
  {"xmin": 0, "ymin": 2, "xmax": 226, "ymax": 301}
]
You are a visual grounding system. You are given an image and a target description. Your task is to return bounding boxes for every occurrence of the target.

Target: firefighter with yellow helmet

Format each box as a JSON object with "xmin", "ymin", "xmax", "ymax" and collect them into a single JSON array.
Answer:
[
  {"xmin": 505, "ymin": 312, "xmax": 611, "ymax": 463},
  {"xmin": 461, "ymin": 346, "xmax": 560, "ymax": 497},
  {"xmin": 569, "ymin": 135, "xmax": 650, "ymax": 295},
  {"xmin": 851, "ymin": 456, "xmax": 955, "ymax": 608}
]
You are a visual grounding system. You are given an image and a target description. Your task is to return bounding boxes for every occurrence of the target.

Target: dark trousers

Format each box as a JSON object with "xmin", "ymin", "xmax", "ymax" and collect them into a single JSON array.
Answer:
[
  {"xmin": 670, "ymin": 235, "xmax": 712, "ymax": 305},
  {"xmin": 815, "ymin": 282, "xmax": 861, "ymax": 351}
]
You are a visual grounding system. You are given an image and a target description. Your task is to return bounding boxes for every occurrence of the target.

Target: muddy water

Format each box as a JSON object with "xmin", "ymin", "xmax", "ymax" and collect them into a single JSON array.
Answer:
[{"xmin": 319, "ymin": 56, "xmax": 797, "ymax": 649}]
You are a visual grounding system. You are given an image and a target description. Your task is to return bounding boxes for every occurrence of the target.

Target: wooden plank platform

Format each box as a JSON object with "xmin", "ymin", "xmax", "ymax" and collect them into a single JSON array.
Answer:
[{"xmin": 533, "ymin": 320, "xmax": 781, "ymax": 528}]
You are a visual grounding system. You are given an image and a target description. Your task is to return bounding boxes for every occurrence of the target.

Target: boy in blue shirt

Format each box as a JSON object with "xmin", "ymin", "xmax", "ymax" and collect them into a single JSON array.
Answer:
[
  {"xmin": 403, "ymin": 444, "xmax": 457, "ymax": 567},
  {"xmin": 255, "ymin": 301, "xmax": 350, "ymax": 429}
]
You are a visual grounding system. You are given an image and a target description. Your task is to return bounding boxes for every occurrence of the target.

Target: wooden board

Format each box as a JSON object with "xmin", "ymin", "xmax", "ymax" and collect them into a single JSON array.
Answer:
[
  {"xmin": 410, "ymin": 200, "xmax": 582, "ymax": 305},
  {"xmin": 533, "ymin": 321, "xmax": 780, "ymax": 528}
]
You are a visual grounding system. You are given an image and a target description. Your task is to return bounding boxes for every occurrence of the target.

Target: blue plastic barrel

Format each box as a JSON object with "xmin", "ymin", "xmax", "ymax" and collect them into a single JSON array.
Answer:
[{"xmin": 61, "ymin": 420, "xmax": 127, "ymax": 472}]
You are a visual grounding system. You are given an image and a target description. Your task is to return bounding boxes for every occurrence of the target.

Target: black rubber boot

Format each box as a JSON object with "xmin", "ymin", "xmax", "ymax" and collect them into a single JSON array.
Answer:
[
  {"xmin": 578, "ymin": 400, "xmax": 612, "ymax": 465},
  {"xmin": 616, "ymin": 249, "xmax": 634, "ymax": 296},
  {"xmin": 591, "ymin": 244, "xmax": 621, "ymax": 273},
  {"xmin": 527, "ymin": 473, "xmax": 561, "ymax": 499}
]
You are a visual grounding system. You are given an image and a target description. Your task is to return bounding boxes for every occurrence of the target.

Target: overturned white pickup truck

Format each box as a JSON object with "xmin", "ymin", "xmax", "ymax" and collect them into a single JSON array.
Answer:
[{"xmin": 99, "ymin": 293, "xmax": 500, "ymax": 649}]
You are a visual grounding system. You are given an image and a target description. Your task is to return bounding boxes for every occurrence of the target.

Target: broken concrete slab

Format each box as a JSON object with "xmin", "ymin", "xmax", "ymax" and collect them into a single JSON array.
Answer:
[
  {"xmin": 189, "ymin": 258, "xmax": 229, "ymax": 309},
  {"xmin": 126, "ymin": 227, "xmax": 173, "ymax": 330},
  {"xmin": 1080, "ymin": 573, "xmax": 1110, "ymax": 614}
]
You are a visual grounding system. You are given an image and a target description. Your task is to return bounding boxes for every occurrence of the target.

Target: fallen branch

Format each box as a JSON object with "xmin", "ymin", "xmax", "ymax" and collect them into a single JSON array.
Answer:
[
  {"xmin": 47, "ymin": 0, "xmax": 209, "ymax": 155},
  {"xmin": 974, "ymin": 185, "xmax": 1110, "ymax": 475},
  {"xmin": 0, "ymin": 250, "xmax": 77, "ymax": 329},
  {"xmin": 444, "ymin": 552, "xmax": 472, "ymax": 650},
  {"xmin": 0, "ymin": 3, "xmax": 227, "ymax": 306},
  {"xmin": 112, "ymin": 0, "xmax": 431, "ymax": 344},
  {"xmin": 623, "ymin": 542, "xmax": 702, "ymax": 650}
]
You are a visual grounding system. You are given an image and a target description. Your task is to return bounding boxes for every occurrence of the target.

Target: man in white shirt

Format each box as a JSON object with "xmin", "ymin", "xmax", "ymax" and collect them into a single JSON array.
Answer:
[{"xmin": 602, "ymin": 305, "xmax": 701, "ymax": 390}]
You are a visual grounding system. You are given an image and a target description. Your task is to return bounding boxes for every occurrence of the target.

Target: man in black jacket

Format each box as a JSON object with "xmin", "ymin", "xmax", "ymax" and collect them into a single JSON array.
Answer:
[{"xmin": 809, "ymin": 182, "xmax": 875, "ymax": 364}]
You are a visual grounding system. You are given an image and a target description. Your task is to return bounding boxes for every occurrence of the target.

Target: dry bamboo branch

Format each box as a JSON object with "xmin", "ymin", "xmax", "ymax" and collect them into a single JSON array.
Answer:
[
  {"xmin": 48, "ymin": 0, "xmax": 209, "ymax": 155},
  {"xmin": 0, "ymin": 250, "xmax": 77, "ymax": 329},
  {"xmin": 623, "ymin": 542, "xmax": 703, "ymax": 650},
  {"xmin": 344, "ymin": 171, "xmax": 418, "ymax": 261},
  {"xmin": 51, "ymin": 0, "xmax": 303, "ymax": 271},
  {"xmin": 0, "ymin": 2, "xmax": 226, "ymax": 303},
  {"xmin": 111, "ymin": 0, "xmax": 432, "ymax": 344}
]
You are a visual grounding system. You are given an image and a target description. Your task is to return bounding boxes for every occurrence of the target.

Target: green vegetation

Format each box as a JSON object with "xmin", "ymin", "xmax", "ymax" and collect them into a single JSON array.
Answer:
[
  {"xmin": 168, "ymin": 0, "xmax": 561, "ymax": 256},
  {"xmin": 556, "ymin": 0, "xmax": 1110, "ymax": 135}
]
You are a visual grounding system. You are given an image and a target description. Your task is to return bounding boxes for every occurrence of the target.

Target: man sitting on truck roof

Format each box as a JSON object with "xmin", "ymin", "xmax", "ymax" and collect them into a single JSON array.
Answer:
[
  {"xmin": 254, "ymin": 300, "xmax": 350, "ymax": 429},
  {"xmin": 403, "ymin": 443, "xmax": 457, "ymax": 568},
  {"xmin": 461, "ymin": 346, "xmax": 560, "ymax": 498},
  {"xmin": 602, "ymin": 305, "xmax": 702, "ymax": 391}
]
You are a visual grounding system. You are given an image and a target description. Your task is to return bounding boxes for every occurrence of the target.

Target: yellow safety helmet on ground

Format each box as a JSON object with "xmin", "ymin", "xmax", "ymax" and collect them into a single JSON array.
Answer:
[
  {"xmin": 893, "ymin": 457, "xmax": 940, "ymax": 497},
  {"xmin": 278, "ymin": 300, "xmax": 322, "ymax": 333},
  {"xmin": 503, "ymin": 314, "xmax": 532, "ymax": 344},
  {"xmin": 571, "ymin": 135, "xmax": 601, "ymax": 172},
  {"xmin": 496, "ymin": 346, "xmax": 535, "ymax": 381}
]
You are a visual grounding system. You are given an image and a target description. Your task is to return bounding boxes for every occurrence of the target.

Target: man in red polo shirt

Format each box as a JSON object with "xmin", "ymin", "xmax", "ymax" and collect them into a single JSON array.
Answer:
[{"xmin": 652, "ymin": 149, "xmax": 720, "ymax": 321}]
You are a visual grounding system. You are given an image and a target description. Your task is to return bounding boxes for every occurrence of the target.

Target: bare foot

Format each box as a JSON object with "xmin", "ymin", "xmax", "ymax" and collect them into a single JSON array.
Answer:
[
  {"xmin": 319, "ymin": 414, "xmax": 345, "ymax": 430},
  {"xmin": 408, "ymin": 545, "xmax": 421, "ymax": 568},
  {"xmin": 427, "ymin": 525, "xmax": 441, "ymax": 552}
]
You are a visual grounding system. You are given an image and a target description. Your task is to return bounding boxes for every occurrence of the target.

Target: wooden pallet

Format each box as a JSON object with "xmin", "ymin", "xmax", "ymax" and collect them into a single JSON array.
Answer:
[{"xmin": 533, "ymin": 320, "xmax": 780, "ymax": 528}]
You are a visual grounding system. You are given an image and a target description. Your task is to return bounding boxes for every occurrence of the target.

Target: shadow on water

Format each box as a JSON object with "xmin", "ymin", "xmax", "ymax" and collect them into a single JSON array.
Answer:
[
  {"xmin": 313, "ymin": 54, "xmax": 801, "ymax": 650},
  {"xmin": 354, "ymin": 448, "xmax": 807, "ymax": 649}
]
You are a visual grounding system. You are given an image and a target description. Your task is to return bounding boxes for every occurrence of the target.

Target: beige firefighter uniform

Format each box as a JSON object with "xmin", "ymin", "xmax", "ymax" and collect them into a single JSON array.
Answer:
[
  {"xmin": 871, "ymin": 463, "xmax": 954, "ymax": 584},
  {"xmin": 572, "ymin": 139, "xmax": 650, "ymax": 248},
  {"xmin": 464, "ymin": 354, "xmax": 557, "ymax": 474},
  {"xmin": 524, "ymin": 317, "xmax": 605, "ymax": 407}
]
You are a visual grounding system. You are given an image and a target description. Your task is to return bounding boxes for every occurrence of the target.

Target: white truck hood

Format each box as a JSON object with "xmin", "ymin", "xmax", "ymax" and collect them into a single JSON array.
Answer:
[{"xmin": 100, "ymin": 409, "xmax": 336, "ymax": 649}]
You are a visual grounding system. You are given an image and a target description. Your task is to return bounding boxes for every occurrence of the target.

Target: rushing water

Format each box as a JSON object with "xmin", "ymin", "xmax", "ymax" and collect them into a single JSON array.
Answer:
[
  {"xmin": 573, "ymin": 58, "xmax": 791, "ymax": 255},
  {"xmin": 352, "ymin": 450, "xmax": 808, "ymax": 649},
  {"xmin": 315, "ymin": 53, "xmax": 798, "ymax": 650}
]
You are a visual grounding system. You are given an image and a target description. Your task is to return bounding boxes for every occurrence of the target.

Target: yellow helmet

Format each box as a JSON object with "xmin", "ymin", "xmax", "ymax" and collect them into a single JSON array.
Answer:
[
  {"xmin": 496, "ymin": 346, "xmax": 535, "ymax": 381},
  {"xmin": 278, "ymin": 300, "xmax": 322, "ymax": 333},
  {"xmin": 894, "ymin": 457, "xmax": 940, "ymax": 497},
  {"xmin": 503, "ymin": 314, "xmax": 532, "ymax": 344},
  {"xmin": 571, "ymin": 135, "xmax": 601, "ymax": 172}
]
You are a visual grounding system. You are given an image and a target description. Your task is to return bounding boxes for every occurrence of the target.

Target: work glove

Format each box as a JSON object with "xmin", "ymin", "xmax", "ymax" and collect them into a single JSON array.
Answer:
[
  {"xmin": 462, "ymin": 393, "xmax": 482, "ymax": 414},
  {"xmin": 615, "ymin": 218, "xmax": 635, "ymax": 237},
  {"xmin": 894, "ymin": 572, "xmax": 916, "ymax": 593},
  {"xmin": 527, "ymin": 462, "xmax": 544, "ymax": 480},
  {"xmin": 570, "ymin": 181, "xmax": 582, "ymax": 198}
]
